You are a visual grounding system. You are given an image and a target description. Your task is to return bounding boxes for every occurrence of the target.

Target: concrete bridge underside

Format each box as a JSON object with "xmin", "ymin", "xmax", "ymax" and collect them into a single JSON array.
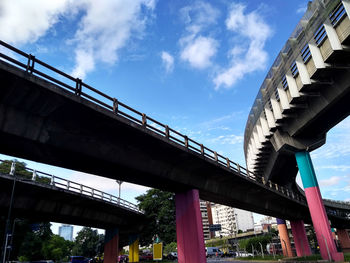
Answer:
[
  {"xmin": 0, "ymin": 174, "xmax": 145, "ymax": 246},
  {"xmin": 0, "ymin": 60, "xmax": 348, "ymax": 228}
]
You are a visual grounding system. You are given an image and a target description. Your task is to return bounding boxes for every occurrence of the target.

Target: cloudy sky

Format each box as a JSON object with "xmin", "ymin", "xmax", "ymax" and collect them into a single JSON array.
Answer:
[{"xmin": 0, "ymin": 0, "xmax": 349, "ymax": 235}]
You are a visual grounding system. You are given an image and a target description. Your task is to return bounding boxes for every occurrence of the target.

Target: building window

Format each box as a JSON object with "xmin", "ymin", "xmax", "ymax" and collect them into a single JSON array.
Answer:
[
  {"xmin": 301, "ymin": 44, "xmax": 311, "ymax": 63},
  {"xmin": 330, "ymin": 3, "xmax": 346, "ymax": 27},
  {"xmin": 314, "ymin": 24, "xmax": 327, "ymax": 46},
  {"xmin": 290, "ymin": 61, "xmax": 299, "ymax": 77},
  {"xmin": 274, "ymin": 87, "xmax": 280, "ymax": 102},
  {"xmin": 282, "ymin": 76, "xmax": 288, "ymax": 91}
]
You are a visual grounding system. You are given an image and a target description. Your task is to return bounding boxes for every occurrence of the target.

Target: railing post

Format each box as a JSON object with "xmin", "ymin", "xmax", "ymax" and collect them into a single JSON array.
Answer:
[
  {"xmin": 165, "ymin": 125, "xmax": 169, "ymax": 138},
  {"xmin": 102, "ymin": 192, "xmax": 104, "ymax": 199},
  {"xmin": 200, "ymin": 144, "xmax": 204, "ymax": 155},
  {"xmin": 262, "ymin": 177, "xmax": 266, "ymax": 185},
  {"xmin": 113, "ymin": 98, "xmax": 118, "ymax": 114},
  {"xmin": 184, "ymin": 136, "xmax": 188, "ymax": 148},
  {"xmin": 269, "ymin": 181, "xmax": 272, "ymax": 188},
  {"xmin": 75, "ymin": 78, "xmax": 82, "ymax": 96},
  {"xmin": 10, "ymin": 162, "xmax": 16, "ymax": 176},
  {"xmin": 275, "ymin": 184, "xmax": 278, "ymax": 190},
  {"xmin": 214, "ymin": 151, "xmax": 218, "ymax": 162},
  {"xmin": 67, "ymin": 181, "xmax": 70, "ymax": 190},
  {"xmin": 50, "ymin": 175, "xmax": 54, "ymax": 185},
  {"xmin": 142, "ymin": 113, "xmax": 147, "ymax": 126},
  {"xmin": 26, "ymin": 54, "xmax": 35, "ymax": 74},
  {"xmin": 226, "ymin": 158, "xmax": 230, "ymax": 168},
  {"xmin": 32, "ymin": 170, "xmax": 37, "ymax": 181},
  {"xmin": 91, "ymin": 189, "xmax": 94, "ymax": 197},
  {"xmin": 80, "ymin": 185, "xmax": 83, "ymax": 194}
]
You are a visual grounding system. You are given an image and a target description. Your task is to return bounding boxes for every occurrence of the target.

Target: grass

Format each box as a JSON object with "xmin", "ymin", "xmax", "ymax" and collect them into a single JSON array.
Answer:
[
  {"xmin": 344, "ymin": 252, "xmax": 350, "ymax": 261},
  {"xmin": 236, "ymin": 255, "xmax": 284, "ymax": 261}
]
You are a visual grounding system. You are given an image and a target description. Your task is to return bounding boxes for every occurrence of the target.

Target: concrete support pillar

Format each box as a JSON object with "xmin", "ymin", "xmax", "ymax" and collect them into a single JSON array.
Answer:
[
  {"xmin": 295, "ymin": 151, "xmax": 344, "ymax": 262},
  {"xmin": 277, "ymin": 219, "xmax": 293, "ymax": 257},
  {"xmin": 290, "ymin": 220, "xmax": 312, "ymax": 257},
  {"xmin": 104, "ymin": 228, "xmax": 119, "ymax": 263},
  {"xmin": 175, "ymin": 189, "xmax": 206, "ymax": 263},
  {"xmin": 337, "ymin": 229, "xmax": 350, "ymax": 252},
  {"xmin": 129, "ymin": 234, "xmax": 139, "ymax": 263}
]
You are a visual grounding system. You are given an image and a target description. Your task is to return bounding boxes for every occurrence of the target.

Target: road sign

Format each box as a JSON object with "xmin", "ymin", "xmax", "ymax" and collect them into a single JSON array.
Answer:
[{"xmin": 209, "ymin": 224, "xmax": 221, "ymax": 231}]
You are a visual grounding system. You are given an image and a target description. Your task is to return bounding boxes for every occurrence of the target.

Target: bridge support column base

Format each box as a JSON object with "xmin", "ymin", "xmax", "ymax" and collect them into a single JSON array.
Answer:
[
  {"xmin": 129, "ymin": 234, "xmax": 139, "ymax": 262},
  {"xmin": 290, "ymin": 220, "xmax": 311, "ymax": 257},
  {"xmin": 104, "ymin": 228, "xmax": 119, "ymax": 263},
  {"xmin": 337, "ymin": 229, "xmax": 350, "ymax": 252},
  {"xmin": 277, "ymin": 219, "xmax": 293, "ymax": 257},
  {"xmin": 295, "ymin": 151, "xmax": 344, "ymax": 262},
  {"xmin": 175, "ymin": 189, "xmax": 206, "ymax": 263}
]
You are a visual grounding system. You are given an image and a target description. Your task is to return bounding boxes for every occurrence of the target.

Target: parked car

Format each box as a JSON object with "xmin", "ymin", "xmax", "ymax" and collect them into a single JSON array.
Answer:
[
  {"xmin": 237, "ymin": 251, "xmax": 253, "ymax": 257},
  {"xmin": 139, "ymin": 253, "xmax": 153, "ymax": 261},
  {"xmin": 70, "ymin": 256, "xmax": 90, "ymax": 263},
  {"xmin": 118, "ymin": 254, "xmax": 128, "ymax": 262},
  {"xmin": 205, "ymin": 247, "xmax": 224, "ymax": 257},
  {"xmin": 167, "ymin": 252, "xmax": 178, "ymax": 260}
]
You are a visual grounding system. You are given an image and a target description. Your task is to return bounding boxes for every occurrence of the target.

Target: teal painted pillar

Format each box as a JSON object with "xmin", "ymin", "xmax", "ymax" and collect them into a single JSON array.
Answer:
[{"xmin": 295, "ymin": 151, "xmax": 343, "ymax": 262}]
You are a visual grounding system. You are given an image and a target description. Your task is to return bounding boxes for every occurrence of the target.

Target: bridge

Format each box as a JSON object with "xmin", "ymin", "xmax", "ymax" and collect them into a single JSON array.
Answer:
[
  {"xmin": 244, "ymin": 0, "xmax": 350, "ymax": 261},
  {"xmin": 0, "ymin": 160, "xmax": 146, "ymax": 261},
  {"xmin": 0, "ymin": 0, "xmax": 350, "ymax": 262}
]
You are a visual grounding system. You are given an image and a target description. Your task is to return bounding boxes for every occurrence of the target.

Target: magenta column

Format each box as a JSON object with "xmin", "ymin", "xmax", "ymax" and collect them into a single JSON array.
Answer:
[
  {"xmin": 175, "ymin": 189, "xmax": 206, "ymax": 263},
  {"xmin": 295, "ymin": 151, "xmax": 343, "ymax": 262},
  {"xmin": 290, "ymin": 220, "xmax": 312, "ymax": 257},
  {"xmin": 104, "ymin": 228, "xmax": 119, "ymax": 263}
]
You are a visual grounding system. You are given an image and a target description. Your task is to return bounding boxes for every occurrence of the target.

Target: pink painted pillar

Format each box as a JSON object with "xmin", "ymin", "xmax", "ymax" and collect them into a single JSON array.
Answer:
[
  {"xmin": 175, "ymin": 189, "xmax": 206, "ymax": 263},
  {"xmin": 337, "ymin": 229, "xmax": 350, "ymax": 252},
  {"xmin": 104, "ymin": 228, "xmax": 119, "ymax": 263},
  {"xmin": 295, "ymin": 152, "xmax": 344, "ymax": 262},
  {"xmin": 290, "ymin": 220, "xmax": 312, "ymax": 257}
]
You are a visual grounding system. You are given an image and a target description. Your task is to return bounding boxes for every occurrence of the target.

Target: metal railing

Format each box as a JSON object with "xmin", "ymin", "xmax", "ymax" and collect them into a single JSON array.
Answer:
[
  {"xmin": 0, "ymin": 159, "xmax": 143, "ymax": 214},
  {"xmin": 0, "ymin": 40, "xmax": 306, "ymax": 204}
]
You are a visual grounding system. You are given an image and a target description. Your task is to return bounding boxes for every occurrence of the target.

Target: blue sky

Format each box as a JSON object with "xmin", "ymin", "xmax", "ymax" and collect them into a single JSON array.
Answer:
[{"xmin": 0, "ymin": 0, "xmax": 349, "ymax": 235}]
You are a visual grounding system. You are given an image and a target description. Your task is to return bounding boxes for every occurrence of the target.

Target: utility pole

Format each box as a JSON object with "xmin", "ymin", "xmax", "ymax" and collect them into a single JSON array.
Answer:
[{"xmin": 116, "ymin": 180, "xmax": 123, "ymax": 204}]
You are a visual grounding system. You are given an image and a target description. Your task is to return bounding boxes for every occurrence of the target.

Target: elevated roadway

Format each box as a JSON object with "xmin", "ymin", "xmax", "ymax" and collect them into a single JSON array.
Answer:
[
  {"xmin": 0, "ymin": 39, "xmax": 349, "ymax": 228},
  {"xmin": 244, "ymin": 0, "xmax": 350, "ymax": 187}
]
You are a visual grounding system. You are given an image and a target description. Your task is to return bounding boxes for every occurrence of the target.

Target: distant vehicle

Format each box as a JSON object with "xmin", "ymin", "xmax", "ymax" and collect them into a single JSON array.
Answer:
[
  {"xmin": 205, "ymin": 247, "xmax": 224, "ymax": 257},
  {"xmin": 139, "ymin": 253, "xmax": 153, "ymax": 261},
  {"xmin": 237, "ymin": 251, "xmax": 253, "ymax": 257},
  {"xmin": 70, "ymin": 256, "xmax": 90, "ymax": 263},
  {"xmin": 223, "ymin": 250, "xmax": 236, "ymax": 257},
  {"xmin": 118, "ymin": 254, "xmax": 128, "ymax": 263},
  {"xmin": 167, "ymin": 252, "xmax": 178, "ymax": 260}
]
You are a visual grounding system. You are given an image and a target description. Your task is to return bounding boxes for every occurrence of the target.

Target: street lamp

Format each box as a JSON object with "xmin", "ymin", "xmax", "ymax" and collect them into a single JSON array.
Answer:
[{"xmin": 116, "ymin": 180, "xmax": 123, "ymax": 204}]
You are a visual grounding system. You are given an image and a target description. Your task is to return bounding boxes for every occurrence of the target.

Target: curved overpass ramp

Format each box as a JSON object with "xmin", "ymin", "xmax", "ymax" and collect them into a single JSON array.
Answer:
[{"xmin": 244, "ymin": 0, "xmax": 350, "ymax": 187}]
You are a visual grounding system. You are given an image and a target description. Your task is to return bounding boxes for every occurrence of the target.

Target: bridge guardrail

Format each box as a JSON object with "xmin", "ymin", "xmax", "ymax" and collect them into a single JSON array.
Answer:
[
  {"xmin": 0, "ymin": 40, "xmax": 306, "ymax": 204},
  {"xmin": 0, "ymin": 159, "xmax": 143, "ymax": 214}
]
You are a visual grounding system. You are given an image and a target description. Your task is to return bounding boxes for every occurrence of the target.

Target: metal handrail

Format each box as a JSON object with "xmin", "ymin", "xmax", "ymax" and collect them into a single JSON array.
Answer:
[
  {"xmin": 0, "ymin": 40, "xmax": 306, "ymax": 203},
  {"xmin": 0, "ymin": 159, "xmax": 143, "ymax": 214}
]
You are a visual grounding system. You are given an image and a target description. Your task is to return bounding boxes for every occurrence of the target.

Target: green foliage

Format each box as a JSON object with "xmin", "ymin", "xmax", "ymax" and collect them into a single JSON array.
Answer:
[
  {"xmin": 163, "ymin": 242, "xmax": 177, "ymax": 255},
  {"xmin": 136, "ymin": 189, "xmax": 176, "ymax": 246},
  {"xmin": 205, "ymin": 238, "xmax": 226, "ymax": 247},
  {"xmin": 0, "ymin": 160, "xmax": 31, "ymax": 179},
  {"xmin": 72, "ymin": 227, "xmax": 104, "ymax": 257},
  {"xmin": 238, "ymin": 234, "xmax": 272, "ymax": 253},
  {"xmin": 42, "ymin": 235, "xmax": 73, "ymax": 261}
]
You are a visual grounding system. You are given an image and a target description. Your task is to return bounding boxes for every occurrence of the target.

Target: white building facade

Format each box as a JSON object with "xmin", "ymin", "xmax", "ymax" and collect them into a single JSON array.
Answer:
[{"xmin": 211, "ymin": 204, "xmax": 254, "ymax": 237}]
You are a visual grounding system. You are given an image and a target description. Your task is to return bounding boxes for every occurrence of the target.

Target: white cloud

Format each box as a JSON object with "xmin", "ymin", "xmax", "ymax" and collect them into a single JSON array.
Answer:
[
  {"xmin": 161, "ymin": 51, "xmax": 174, "ymax": 73},
  {"xmin": 319, "ymin": 176, "xmax": 341, "ymax": 187},
  {"xmin": 318, "ymin": 165, "xmax": 350, "ymax": 172},
  {"xmin": 214, "ymin": 3, "xmax": 272, "ymax": 90},
  {"xmin": 209, "ymin": 134, "xmax": 243, "ymax": 145},
  {"xmin": 0, "ymin": 0, "xmax": 70, "ymax": 45},
  {"xmin": 71, "ymin": 0, "xmax": 156, "ymax": 79},
  {"xmin": 0, "ymin": 0, "xmax": 156, "ymax": 79},
  {"xmin": 296, "ymin": 4, "xmax": 307, "ymax": 14},
  {"xmin": 179, "ymin": 2, "xmax": 219, "ymax": 70},
  {"xmin": 69, "ymin": 171, "xmax": 150, "ymax": 194},
  {"xmin": 180, "ymin": 36, "xmax": 218, "ymax": 69}
]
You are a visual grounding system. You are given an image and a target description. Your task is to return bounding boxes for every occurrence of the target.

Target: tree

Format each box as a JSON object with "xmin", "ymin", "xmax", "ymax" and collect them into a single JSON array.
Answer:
[
  {"xmin": 72, "ymin": 227, "xmax": 103, "ymax": 257},
  {"xmin": 135, "ymin": 189, "xmax": 176, "ymax": 246},
  {"xmin": 238, "ymin": 234, "xmax": 272, "ymax": 254},
  {"xmin": 42, "ymin": 235, "xmax": 73, "ymax": 261},
  {"xmin": 0, "ymin": 160, "xmax": 31, "ymax": 179}
]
